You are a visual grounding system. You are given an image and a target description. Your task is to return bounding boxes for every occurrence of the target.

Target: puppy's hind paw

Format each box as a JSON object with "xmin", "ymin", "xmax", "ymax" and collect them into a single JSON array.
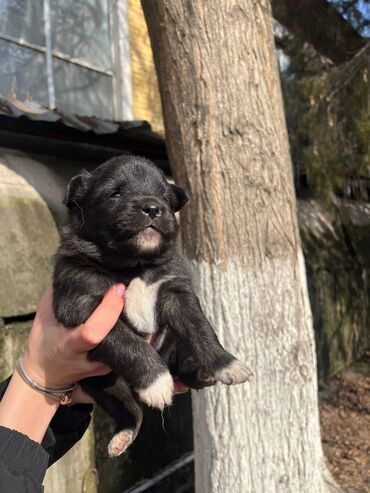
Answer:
[
  {"xmin": 108, "ymin": 429, "xmax": 134, "ymax": 458},
  {"xmin": 215, "ymin": 359, "xmax": 253, "ymax": 385},
  {"xmin": 136, "ymin": 371, "xmax": 174, "ymax": 410}
]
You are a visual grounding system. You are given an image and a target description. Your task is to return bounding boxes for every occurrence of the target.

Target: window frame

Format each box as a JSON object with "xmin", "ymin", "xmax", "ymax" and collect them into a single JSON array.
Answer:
[{"xmin": 0, "ymin": 0, "xmax": 132, "ymax": 120}]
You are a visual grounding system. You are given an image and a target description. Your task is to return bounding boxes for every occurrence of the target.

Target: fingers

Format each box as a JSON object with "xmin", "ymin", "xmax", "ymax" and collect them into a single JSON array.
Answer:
[
  {"xmin": 173, "ymin": 378, "xmax": 189, "ymax": 394},
  {"xmin": 74, "ymin": 284, "xmax": 125, "ymax": 351}
]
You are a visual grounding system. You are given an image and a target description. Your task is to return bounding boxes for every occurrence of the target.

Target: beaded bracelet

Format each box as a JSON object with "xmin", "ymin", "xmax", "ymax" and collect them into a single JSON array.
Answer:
[{"xmin": 16, "ymin": 357, "xmax": 77, "ymax": 405}]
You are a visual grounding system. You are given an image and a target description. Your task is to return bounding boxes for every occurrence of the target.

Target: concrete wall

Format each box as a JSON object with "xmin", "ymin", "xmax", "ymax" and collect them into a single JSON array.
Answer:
[
  {"xmin": 298, "ymin": 199, "xmax": 370, "ymax": 380},
  {"xmin": 0, "ymin": 149, "xmax": 97, "ymax": 493},
  {"xmin": 0, "ymin": 163, "xmax": 58, "ymax": 317}
]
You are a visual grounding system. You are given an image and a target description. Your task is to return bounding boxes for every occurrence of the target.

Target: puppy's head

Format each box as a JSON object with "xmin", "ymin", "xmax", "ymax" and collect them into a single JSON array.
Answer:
[{"xmin": 64, "ymin": 155, "xmax": 188, "ymax": 259}]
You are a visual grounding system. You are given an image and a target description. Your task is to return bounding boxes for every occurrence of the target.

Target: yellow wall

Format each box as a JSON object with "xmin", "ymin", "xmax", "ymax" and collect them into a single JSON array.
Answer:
[{"xmin": 128, "ymin": 0, "xmax": 164, "ymax": 133}]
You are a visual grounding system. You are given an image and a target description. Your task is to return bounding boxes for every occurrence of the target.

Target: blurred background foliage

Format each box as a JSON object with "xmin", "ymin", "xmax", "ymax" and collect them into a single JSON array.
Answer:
[{"xmin": 274, "ymin": 0, "xmax": 369, "ymax": 203}]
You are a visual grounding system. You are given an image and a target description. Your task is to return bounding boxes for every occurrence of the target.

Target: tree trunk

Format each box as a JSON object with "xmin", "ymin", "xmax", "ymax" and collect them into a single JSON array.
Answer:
[{"xmin": 141, "ymin": 1, "xmax": 341, "ymax": 492}]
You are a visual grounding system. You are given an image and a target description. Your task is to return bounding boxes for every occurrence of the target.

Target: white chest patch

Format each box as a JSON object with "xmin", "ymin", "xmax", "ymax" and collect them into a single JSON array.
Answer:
[{"xmin": 124, "ymin": 278, "xmax": 164, "ymax": 335}]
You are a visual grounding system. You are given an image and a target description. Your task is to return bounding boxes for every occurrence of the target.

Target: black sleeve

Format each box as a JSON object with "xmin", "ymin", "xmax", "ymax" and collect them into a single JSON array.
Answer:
[
  {"xmin": 0, "ymin": 426, "xmax": 49, "ymax": 493},
  {"xmin": 44, "ymin": 402, "xmax": 93, "ymax": 466},
  {"xmin": 0, "ymin": 376, "xmax": 93, "ymax": 489}
]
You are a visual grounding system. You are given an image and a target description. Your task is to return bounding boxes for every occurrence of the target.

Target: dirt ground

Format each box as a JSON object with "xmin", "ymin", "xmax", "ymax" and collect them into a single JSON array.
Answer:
[{"xmin": 319, "ymin": 353, "xmax": 370, "ymax": 493}]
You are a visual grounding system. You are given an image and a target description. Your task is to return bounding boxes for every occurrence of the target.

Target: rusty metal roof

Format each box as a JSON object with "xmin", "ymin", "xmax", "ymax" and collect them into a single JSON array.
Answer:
[
  {"xmin": 0, "ymin": 95, "xmax": 169, "ymax": 170},
  {"xmin": 0, "ymin": 95, "xmax": 153, "ymax": 135}
]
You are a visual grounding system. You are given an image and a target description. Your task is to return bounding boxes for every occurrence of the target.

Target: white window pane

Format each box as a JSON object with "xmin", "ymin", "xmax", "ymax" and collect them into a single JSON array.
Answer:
[
  {"xmin": 50, "ymin": 0, "xmax": 112, "ymax": 71},
  {"xmin": 53, "ymin": 59, "xmax": 113, "ymax": 119},
  {"xmin": 0, "ymin": 0, "xmax": 44, "ymax": 46},
  {"xmin": 0, "ymin": 39, "xmax": 48, "ymax": 105}
]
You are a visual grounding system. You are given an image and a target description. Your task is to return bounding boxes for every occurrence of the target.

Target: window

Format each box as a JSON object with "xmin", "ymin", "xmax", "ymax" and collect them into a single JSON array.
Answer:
[{"xmin": 0, "ymin": 0, "xmax": 131, "ymax": 120}]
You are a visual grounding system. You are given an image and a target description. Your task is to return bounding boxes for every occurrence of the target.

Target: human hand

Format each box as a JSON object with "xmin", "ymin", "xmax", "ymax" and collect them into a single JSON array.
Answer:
[
  {"xmin": 23, "ymin": 284, "xmax": 188, "ymax": 403},
  {"xmin": 0, "ymin": 284, "xmax": 187, "ymax": 444},
  {"xmin": 22, "ymin": 284, "xmax": 126, "ymax": 389}
]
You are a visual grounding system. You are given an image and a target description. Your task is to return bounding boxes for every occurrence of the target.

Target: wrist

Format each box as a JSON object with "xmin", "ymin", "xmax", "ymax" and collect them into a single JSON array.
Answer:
[
  {"xmin": 17, "ymin": 356, "xmax": 77, "ymax": 405},
  {"xmin": 0, "ymin": 371, "xmax": 60, "ymax": 443},
  {"xmin": 22, "ymin": 349, "xmax": 75, "ymax": 388}
]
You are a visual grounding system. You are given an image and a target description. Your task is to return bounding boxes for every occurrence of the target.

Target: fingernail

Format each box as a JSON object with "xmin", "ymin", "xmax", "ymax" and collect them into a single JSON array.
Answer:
[{"xmin": 115, "ymin": 284, "xmax": 126, "ymax": 297}]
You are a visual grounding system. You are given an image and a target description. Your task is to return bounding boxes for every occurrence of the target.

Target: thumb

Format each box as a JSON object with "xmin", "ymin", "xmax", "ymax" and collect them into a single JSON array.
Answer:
[{"xmin": 74, "ymin": 284, "xmax": 125, "ymax": 351}]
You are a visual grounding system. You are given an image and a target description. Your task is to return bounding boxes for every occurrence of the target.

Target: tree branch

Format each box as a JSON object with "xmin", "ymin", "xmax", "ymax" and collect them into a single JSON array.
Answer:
[{"xmin": 272, "ymin": 0, "xmax": 367, "ymax": 64}]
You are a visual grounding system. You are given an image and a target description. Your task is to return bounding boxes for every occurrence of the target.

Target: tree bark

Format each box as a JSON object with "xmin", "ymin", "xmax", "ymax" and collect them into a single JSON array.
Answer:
[
  {"xmin": 272, "ymin": 0, "xmax": 366, "ymax": 64},
  {"xmin": 141, "ymin": 1, "xmax": 341, "ymax": 492}
]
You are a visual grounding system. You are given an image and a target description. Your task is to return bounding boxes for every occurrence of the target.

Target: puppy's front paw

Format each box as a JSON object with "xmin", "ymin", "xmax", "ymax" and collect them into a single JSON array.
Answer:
[
  {"xmin": 136, "ymin": 371, "xmax": 174, "ymax": 410},
  {"xmin": 108, "ymin": 429, "xmax": 134, "ymax": 458},
  {"xmin": 214, "ymin": 359, "xmax": 253, "ymax": 385}
]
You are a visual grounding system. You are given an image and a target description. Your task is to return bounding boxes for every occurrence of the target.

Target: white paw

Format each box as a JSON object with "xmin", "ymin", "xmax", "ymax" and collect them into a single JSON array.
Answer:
[
  {"xmin": 108, "ymin": 429, "xmax": 134, "ymax": 457},
  {"xmin": 136, "ymin": 372, "xmax": 174, "ymax": 410},
  {"xmin": 215, "ymin": 360, "xmax": 253, "ymax": 385}
]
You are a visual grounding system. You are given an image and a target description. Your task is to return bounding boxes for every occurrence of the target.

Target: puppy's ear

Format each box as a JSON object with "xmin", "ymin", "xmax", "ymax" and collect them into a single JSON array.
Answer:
[
  {"xmin": 170, "ymin": 184, "xmax": 188, "ymax": 212},
  {"xmin": 63, "ymin": 171, "xmax": 90, "ymax": 209}
]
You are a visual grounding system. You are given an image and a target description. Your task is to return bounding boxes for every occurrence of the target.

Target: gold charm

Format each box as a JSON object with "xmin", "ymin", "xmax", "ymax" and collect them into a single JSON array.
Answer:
[{"xmin": 60, "ymin": 393, "xmax": 72, "ymax": 405}]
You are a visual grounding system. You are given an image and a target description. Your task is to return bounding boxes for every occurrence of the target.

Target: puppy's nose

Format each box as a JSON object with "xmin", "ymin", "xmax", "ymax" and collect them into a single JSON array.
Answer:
[{"xmin": 142, "ymin": 204, "xmax": 162, "ymax": 219}]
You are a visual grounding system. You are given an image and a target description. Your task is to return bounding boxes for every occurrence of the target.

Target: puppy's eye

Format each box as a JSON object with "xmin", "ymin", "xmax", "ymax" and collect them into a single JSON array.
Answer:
[{"xmin": 109, "ymin": 191, "xmax": 121, "ymax": 199}]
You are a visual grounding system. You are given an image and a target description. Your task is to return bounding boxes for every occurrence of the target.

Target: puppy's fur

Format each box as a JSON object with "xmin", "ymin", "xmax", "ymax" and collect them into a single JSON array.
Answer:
[{"xmin": 53, "ymin": 155, "xmax": 252, "ymax": 456}]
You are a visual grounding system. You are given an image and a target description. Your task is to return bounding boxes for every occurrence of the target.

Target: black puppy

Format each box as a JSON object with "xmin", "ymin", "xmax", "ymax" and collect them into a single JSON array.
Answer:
[{"xmin": 53, "ymin": 155, "xmax": 252, "ymax": 456}]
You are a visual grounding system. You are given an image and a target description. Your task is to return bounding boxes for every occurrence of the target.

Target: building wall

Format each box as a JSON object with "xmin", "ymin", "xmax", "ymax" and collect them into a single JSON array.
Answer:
[
  {"xmin": 0, "ymin": 149, "xmax": 98, "ymax": 493},
  {"xmin": 127, "ymin": 0, "xmax": 164, "ymax": 133}
]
